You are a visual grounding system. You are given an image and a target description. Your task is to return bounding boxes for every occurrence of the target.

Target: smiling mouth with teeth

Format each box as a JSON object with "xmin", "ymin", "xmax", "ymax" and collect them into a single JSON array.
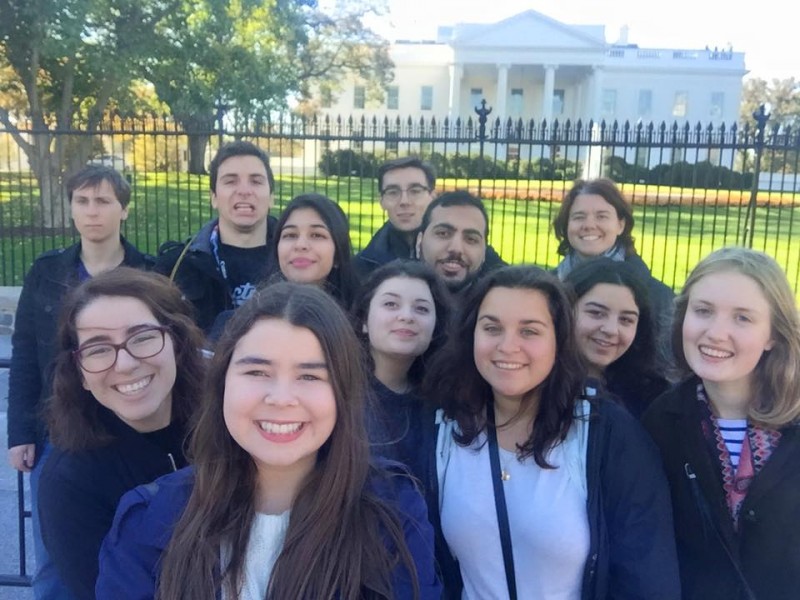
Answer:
[
  {"xmin": 699, "ymin": 345, "xmax": 734, "ymax": 359},
  {"xmin": 114, "ymin": 375, "xmax": 153, "ymax": 395},
  {"xmin": 258, "ymin": 421, "xmax": 304, "ymax": 435},
  {"xmin": 494, "ymin": 361, "xmax": 525, "ymax": 370}
]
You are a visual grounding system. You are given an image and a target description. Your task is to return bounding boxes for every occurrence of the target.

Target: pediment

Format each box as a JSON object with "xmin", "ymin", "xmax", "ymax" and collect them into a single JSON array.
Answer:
[{"xmin": 451, "ymin": 10, "xmax": 606, "ymax": 50}]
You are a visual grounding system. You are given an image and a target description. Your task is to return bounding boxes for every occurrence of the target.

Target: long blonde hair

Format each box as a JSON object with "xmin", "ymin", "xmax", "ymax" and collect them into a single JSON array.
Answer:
[{"xmin": 672, "ymin": 247, "xmax": 800, "ymax": 427}]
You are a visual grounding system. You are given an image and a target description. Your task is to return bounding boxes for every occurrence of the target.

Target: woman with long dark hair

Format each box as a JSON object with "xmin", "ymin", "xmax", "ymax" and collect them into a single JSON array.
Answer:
[
  {"xmin": 423, "ymin": 265, "xmax": 679, "ymax": 599},
  {"xmin": 97, "ymin": 282, "xmax": 440, "ymax": 599},
  {"xmin": 274, "ymin": 193, "xmax": 360, "ymax": 307},
  {"xmin": 643, "ymin": 247, "xmax": 800, "ymax": 599},
  {"xmin": 565, "ymin": 257, "xmax": 670, "ymax": 418},
  {"xmin": 352, "ymin": 260, "xmax": 451, "ymax": 476},
  {"xmin": 38, "ymin": 268, "xmax": 205, "ymax": 600}
]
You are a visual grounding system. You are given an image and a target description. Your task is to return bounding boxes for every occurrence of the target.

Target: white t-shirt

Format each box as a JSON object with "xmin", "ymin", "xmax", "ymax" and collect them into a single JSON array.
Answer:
[
  {"xmin": 221, "ymin": 510, "xmax": 291, "ymax": 600},
  {"xmin": 440, "ymin": 435, "xmax": 590, "ymax": 600}
]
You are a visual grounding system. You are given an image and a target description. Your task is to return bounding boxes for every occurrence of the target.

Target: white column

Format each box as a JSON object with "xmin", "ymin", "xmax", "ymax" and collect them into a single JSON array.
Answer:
[
  {"xmin": 542, "ymin": 64, "xmax": 557, "ymax": 124},
  {"xmin": 448, "ymin": 63, "xmax": 463, "ymax": 120},
  {"xmin": 495, "ymin": 64, "xmax": 509, "ymax": 119},
  {"xmin": 574, "ymin": 81, "xmax": 583, "ymax": 123},
  {"xmin": 591, "ymin": 66, "xmax": 604, "ymax": 123}
]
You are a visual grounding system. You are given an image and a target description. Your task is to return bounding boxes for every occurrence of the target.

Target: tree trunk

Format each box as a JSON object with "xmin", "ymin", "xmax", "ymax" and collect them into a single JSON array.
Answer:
[
  {"xmin": 27, "ymin": 132, "xmax": 68, "ymax": 230},
  {"xmin": 187, "ymin": 133, "xmax": 209, "ymax": 174}
]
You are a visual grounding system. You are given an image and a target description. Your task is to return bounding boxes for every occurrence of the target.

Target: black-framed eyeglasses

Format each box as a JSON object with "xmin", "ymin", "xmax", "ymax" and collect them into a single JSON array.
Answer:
[
  {"xmin": 73, "ymin": 326, "xmax": 169, "ymax": 373},
  {"xmin": 380, "ymin": 185, "xmax": 430, "ymax": 203}
]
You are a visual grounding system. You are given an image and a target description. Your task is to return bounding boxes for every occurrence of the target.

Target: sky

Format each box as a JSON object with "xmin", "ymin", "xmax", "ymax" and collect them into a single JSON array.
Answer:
[{"xmin": 369, "ymin": 0, "xmax": 798, "ymax": 81}]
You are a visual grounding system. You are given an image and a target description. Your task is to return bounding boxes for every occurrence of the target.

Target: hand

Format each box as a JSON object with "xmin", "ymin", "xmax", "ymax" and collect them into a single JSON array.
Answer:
[{"xmin": 8, "ymin": 444, "xmax": 36, "ymax": 472}]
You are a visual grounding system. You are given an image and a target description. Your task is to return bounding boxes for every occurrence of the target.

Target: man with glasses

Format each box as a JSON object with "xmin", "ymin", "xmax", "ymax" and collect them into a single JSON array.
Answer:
[
  {"xmin": 355, "ymin": 156, "xmax": 505, "ymax": 278},
  {"xmin": 7, "ymin": 165, "xmax": 152, "ymax": 599}
]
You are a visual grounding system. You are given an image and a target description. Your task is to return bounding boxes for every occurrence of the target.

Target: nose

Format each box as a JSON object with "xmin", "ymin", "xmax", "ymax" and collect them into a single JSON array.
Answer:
[
  {"xmin": 263, "ymin": 379, "xmax": 299, "ymax": 407},
  {"xmin": 446, "ymin": 235, "xmax": 465, "ymax": 255},
  {"xmin": 496, "ymin": 332, "xmax": 519, "ymax": 354},
  {"xmin": 397, "ymin": 305, "xmax": 415, "ymax": 322},
  {"xmin": 705, "ymin": 315, "xmax": 729, "ymax": 341},
  {"xmin": 294, "ymin": 234, "xmax": 310, "ymax": 250},
  {"xmin": 113, "ymin": 347, "xmax": 140, "ymax": 372},
  {"xmin": 599, "ymin": 318, "xmax": 619, "ymax": 336}
]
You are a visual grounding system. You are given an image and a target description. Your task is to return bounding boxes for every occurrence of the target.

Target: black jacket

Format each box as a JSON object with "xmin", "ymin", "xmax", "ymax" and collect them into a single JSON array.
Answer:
[
  {"xmin": 643, "ymin": 377, "xmax": 800, "ymax": 600},
  {"xmin": 423, "ymin": 399, "xmax": 681, "ymax": 600},
  {"xmin": 7, "ymin": 239, "xmax": 153, "ymax": 449},
  {"xmin": 354, "ymin": 220, "xmax": 507, "ymax": 280},
  {"xmin": 155, "ymin": 216, "xmax": 278, "ymax": 333},
  {"xmin": 38, "ymin": 407, "xmax": 188, "ymax": 600}
]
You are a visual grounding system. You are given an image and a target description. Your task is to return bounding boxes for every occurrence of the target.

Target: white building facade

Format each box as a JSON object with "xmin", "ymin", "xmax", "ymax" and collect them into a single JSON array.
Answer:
[{"xmin": 324, "ymin": 10, "xmax": 745, "ymax": 127}]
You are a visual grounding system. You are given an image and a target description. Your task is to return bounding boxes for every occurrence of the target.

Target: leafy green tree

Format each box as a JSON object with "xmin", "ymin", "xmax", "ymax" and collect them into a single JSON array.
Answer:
[
  {"xmin": 740, "ymin": 78, "xmax": 800, "ymax": 173},
  {"xmin": 0, "ymin": 0, "xmax": 180, "ymax": 226},
  {"xmin": 146, "ymin": 0, "xmax": 392, "ymax": 173}
]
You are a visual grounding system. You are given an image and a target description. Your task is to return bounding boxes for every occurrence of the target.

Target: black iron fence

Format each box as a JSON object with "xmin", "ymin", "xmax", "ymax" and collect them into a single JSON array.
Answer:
[{"xmin": 1, "ymin": 104, "xmax": 799, "ymax": 292}]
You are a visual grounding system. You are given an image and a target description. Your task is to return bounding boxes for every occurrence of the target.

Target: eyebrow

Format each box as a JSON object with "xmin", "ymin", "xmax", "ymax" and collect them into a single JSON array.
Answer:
[
  {"xmin": 478, "ymin": 314, "xmax": 549, "ymax": 327},
  {"xmin": 281, "ymin": 223, "xmax": 329, "ymax": 231},
  {"xmin": 584, "ymin": 300, "xmax": 639, "ymax": 316},
  {"xmin": 232, "ymin": 356, "xmax": 328, "ymax": 369},
  {"xmin": 378, "ymin": 291, "xmax": 432, "ymax": 303},
  {"xmin": 77, "ymin": 323, "xmax": 160, "ymax": 346}
]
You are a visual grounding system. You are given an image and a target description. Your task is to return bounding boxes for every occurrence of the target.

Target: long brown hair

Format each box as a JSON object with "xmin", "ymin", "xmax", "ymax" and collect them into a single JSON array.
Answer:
[
  {"xmin": 156, "ymin": 282, "xmax": 420, "ymax": 600},
  {"xmin": 47, "ymin": 268, "xmax": 205, "ymax": 451},
  {"xmin": 424, "ymin": 265, "xmax": 587, "ymax": 468}
]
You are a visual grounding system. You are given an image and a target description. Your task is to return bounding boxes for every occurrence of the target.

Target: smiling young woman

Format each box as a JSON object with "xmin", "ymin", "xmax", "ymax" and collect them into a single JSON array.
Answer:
[
  {"xmin": 643, "ymin": 247, "xmax": 800, "ymax": 600},
  {"xmin": 351, "ymin": 260, "xmax": 452, "ymax": 478},
  {"xmin": 37, "ymin": 268, "xmax": 205, "ymax": 600},
  {"xmin": 565, "ymin": 258, "xmax": 670, "ymax": 418},
  {"xmin": 97, "ymin": 282, "xmax": 441, "ymax": 600},
  {"xmin": 422, "ymin": 265, "xmax": 680, "ymax": 600}
]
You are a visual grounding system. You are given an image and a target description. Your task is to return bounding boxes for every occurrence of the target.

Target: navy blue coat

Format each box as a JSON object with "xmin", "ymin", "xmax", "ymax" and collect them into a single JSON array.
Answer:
[
  {"xmin": 7, "ymin": 239, "xmax": 153, "ymax": 450},
  {"xmin": 96, "ymin": 464, "xmax": 442, "ymax": 599}
]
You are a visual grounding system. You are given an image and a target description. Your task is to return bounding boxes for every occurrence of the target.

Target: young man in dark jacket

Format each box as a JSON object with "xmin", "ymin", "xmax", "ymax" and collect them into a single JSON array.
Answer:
[
  {"xmin": 7, "ymin": 165, "xmax": 152, "ymax": 598},
  {"xmin": 355, "ymin": 157, "xmax": 504, "ymax": 279},
  {"xmin": 155, "ymin": 141, "xmax": 278, "ymax": 332}
]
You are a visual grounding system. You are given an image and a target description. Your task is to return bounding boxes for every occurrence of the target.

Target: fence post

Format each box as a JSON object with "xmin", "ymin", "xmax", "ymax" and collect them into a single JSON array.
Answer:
[
  {"xmin": 475, "ymin": 99, "xmax": 492, "ymax": 196},
  {"xmin": 214, "ymin": 97, "xmax": 229, "ymax": 151},
  {"xmin": 743, "ymin": 104, "xmax": 770, "ymax": 247}
]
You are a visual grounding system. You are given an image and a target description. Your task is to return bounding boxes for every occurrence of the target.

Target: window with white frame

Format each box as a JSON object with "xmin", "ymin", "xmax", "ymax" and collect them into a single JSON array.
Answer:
[
  {"xmin": 420, "ymin": 86, "xmax": 433, "ymax": 111},
  {"xmin": 710, "ymin": 92, "xmax": 724, "ymax": 120},
  {"xmin": 470, "ymin": 88, "xmax": 483, "ymax": 111},
  {"xmin": 672, "ymin": 91, "xmax": 688, "ymax": 118},
  {"xmin": 601, "ymin": 89, "xmax": 617, "ymax": 120},
  {"xmin": 354, "ymin": 85, "xmax": 366, "ymax": 109},
  {"xmin": 553, "ymin": 89, "xmax": 565, "ymax": 116},
  {"xmin": 387, "ymin": 86, "xmax": 399, "ymax": 110},
  {"xmin": 510, "ymin": 89, "xmax": 523, "ymax": 117},
  {"xmin": 638, "ymin": 89, "xmax": 652, "ymax": 119}
]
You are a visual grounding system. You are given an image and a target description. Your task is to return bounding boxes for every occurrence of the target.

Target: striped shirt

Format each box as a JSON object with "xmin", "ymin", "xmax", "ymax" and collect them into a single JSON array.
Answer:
[{"xmin": 718, "ymin": 418, "xmax": 748, "ymax": 470}]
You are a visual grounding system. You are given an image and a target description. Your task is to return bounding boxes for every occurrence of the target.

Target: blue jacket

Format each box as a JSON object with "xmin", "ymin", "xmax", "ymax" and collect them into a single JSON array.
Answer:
[
  {"xmin": 7, "ymin": 238, "xmax": 153, "ymax": 449},
  {"xmin": 422, "ymin": 398, "xmax": 681, "ymax": 600},
  {"xmin": 97, "ymin": 464, "xmax": 442, "ymax": 600}
]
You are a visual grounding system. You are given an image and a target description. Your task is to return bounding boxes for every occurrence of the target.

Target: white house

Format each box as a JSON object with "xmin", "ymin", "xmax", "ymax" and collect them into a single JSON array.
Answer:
[{"xmin": 324, "ymin": 10, "xmax": 745, "ymax": 127}]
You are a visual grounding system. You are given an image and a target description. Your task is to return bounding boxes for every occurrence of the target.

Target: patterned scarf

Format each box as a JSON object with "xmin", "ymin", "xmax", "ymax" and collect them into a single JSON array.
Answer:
[
  {"xmin": 554, "ymin": 243, "xmax": 627, "ymax": 279},
  {"xmin": 695, "ymin": 383, "xmax": 781, "ymax": 527}
]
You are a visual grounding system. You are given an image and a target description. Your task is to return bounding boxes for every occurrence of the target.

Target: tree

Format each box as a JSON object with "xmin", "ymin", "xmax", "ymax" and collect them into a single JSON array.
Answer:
[
  {"xmin": 0, "ymin": 0, "xmax": 180, "ymax": 226},
  {"xmin": 145, "ymin": 0, "xmax": 393, "ymax": 174},
  {"xmin": 739, "ymin": 78, "xmax": 800, "ymax": 173}
]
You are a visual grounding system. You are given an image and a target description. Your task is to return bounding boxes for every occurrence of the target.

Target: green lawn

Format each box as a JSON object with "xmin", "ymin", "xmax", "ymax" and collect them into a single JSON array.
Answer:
[{"xmin": 2, "ymin": 172, "xmax": 799, "ymax": 297}]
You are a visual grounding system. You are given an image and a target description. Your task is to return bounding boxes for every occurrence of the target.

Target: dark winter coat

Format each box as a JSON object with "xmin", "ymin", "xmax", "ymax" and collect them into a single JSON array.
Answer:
[
  {"xmin": 38, "ymin": 407, "xmax": 188, "ymax": 600},
  {"xmin": 154, "ymin": 217, "xmax": 278, "ymax": 333},
  {"xmin": 643, "ymin": 377, "xmax": 800, "ymax": 600},
  {"xmin": 7, "ymin": 239, "xmax": 153, "ymax": 450}
]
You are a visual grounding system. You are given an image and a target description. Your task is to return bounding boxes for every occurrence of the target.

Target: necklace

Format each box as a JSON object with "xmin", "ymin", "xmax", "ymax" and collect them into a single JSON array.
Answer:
[{"xmin": 499, "ymin": 447, "xmax": 515, "ymax": 482}]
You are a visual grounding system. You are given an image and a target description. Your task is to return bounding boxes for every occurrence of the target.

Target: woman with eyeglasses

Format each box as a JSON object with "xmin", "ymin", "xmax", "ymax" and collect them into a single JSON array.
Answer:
[{"xmin": 36, "ymin": 268, "xmax": 205, "ymax": 600}]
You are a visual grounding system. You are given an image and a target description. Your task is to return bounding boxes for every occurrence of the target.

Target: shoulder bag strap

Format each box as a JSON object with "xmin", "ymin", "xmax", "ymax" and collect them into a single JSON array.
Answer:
[{"xmin": 487, "ymin": 404, "xmax": 518, "ymax": 600}]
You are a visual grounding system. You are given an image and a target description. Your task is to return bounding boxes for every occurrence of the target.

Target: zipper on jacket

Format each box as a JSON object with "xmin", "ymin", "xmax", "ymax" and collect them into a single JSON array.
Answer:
[{"xmin": 167, "ymin": 452, "xmax": 178, "ymax": 472}]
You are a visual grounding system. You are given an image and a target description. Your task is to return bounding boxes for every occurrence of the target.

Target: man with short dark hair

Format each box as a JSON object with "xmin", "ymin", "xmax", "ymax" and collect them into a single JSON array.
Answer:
[
  {"xmin": 415, "ymin": 190, "xmax": 498, "ymax": 292},
  {"xmin": 156, "ymin": 141, "xmax": 278, "ymax": 332},
  {"xmin": 355, "ymin": 156, "xmax": 504, "ymax": 278},
  {"xmin": 7, "ymin": 164, "xmax": 152, "ymax": 597}
]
